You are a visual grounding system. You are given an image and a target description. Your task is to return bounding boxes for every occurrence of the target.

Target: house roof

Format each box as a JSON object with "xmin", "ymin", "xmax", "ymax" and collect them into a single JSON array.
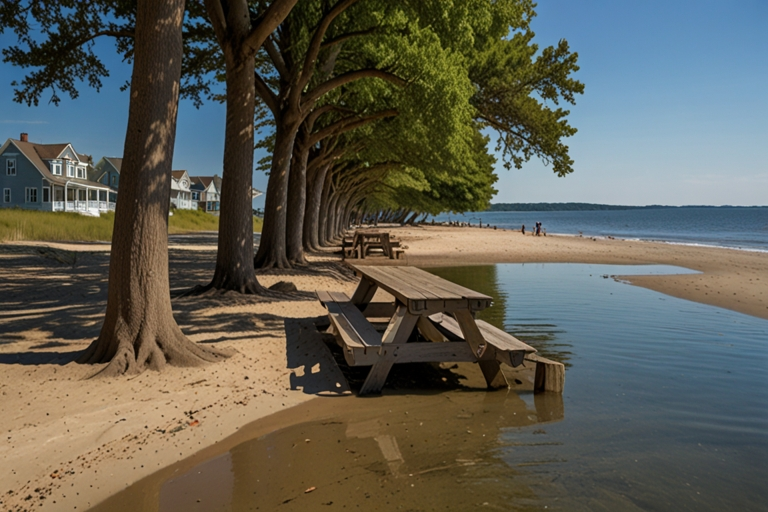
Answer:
[
  {"xmin": 5, "ymin": 138, "xmax": 110, "ymax": 190},
  {"xmin": 190, "ymin": 176, "xmax": 214, "ymax": 188},
  {"xmin": 104, "ymin": 157, "xmax": 122, "ymax": 173},
  {"xmin": 31, "ymin": 143, "xmax": 69, "ymax": 160}
]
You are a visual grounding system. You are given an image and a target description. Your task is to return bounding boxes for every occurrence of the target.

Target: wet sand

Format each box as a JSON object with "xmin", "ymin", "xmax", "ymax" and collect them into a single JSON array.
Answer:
[{"xmin": 0, "ymin": 226, "xmax": 765, "ymax": 511}]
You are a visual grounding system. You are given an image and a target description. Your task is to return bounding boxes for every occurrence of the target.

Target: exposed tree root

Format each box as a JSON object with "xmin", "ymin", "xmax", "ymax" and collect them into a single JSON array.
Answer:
[
  {"xmin": 78, "ymin": 321, "xmax": 234, "ymax": 378},
  {"xmin": 253, "ymin": 251, "xmax": 293, "ymax": 270},
  {"xmin": 179, "ymin": 276, "xmax": 265, "ymax": 297}
]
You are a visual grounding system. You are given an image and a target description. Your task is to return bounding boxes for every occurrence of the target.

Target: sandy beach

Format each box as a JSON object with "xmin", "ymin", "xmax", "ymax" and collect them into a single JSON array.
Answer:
[{"xmin": 1, "ymin": 226, "xmax": 766, "ymax": 511}]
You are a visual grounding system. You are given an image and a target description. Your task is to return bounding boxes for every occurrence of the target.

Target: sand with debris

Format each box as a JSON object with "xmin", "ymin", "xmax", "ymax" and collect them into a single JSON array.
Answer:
[{"xmin": 0, "ymin": 226, "xmax": 765, "ymax": 511}]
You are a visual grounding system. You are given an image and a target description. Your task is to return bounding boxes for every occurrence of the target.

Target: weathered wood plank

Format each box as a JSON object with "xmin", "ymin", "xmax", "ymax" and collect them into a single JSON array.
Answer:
[
  {"xmin": 397, "ymin": 266, "xmax": 492, "ymax": 302},
  {"xmin": 388, "ymin": 341, "xmax": 475, "ymax": 363},
  {"xmin": 359, "ymin": 305, "xmax": 419, "ymax": 395},
  {"xmin": 429, "ymin": 314, "xmax": 536, "ymax": 368},
  {"xmin": 349, "ymin": 265, "xmax": 432, "ymax": 303},
  {"xmin": 350, "ymin": 277, "xmax": 378, "ymax": 305},
  {"xmin": 526, "ymin": 353, "xmax": 565, "ymax": 393},
  {"xmin": 475, "ymin": 320, "xmax": 536, "ymax": 354},
  {"xmin": 417, "ymin": 315, "xmax": 448, "ymax": 343},
  {"xmin": 453, "ymin": 310, "xmax": 508, "ymax": 389},
  {"xmin": 316, "ymin": 290, "xmax": 334, "ymax": 305}
]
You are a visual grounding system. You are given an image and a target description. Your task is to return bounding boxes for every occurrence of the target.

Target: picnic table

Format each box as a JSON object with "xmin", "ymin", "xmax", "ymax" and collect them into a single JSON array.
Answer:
[
  {"xmin": 317, "ymin": 264, "xmax": 564, "ymax": 395},
  {"xmin": 343, "ymin": 230, "xmax": 404, "ymax": 260}
]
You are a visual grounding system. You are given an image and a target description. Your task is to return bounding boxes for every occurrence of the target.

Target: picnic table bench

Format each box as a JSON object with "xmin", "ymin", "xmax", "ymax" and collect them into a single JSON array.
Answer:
[
  {"xmin": 317, "ymin": 264, "xmax": 564, "ymax": 395},
  {"xmin": 343, "ymin": 231, "xmax": 404, "ymax": 260}
]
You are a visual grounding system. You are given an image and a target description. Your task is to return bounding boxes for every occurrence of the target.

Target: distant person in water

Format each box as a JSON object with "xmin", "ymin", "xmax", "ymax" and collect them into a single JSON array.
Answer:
[{"xmin": 521, "ymin": 224, "xmax": 526, "ymax": 234}]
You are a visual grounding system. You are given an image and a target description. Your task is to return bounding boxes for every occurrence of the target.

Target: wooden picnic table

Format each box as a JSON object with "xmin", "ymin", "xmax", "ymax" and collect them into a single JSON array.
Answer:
[
  {"xmin": 318, "ymin": 264, "xmax": 564, "ymax": 395},
  {"xmin": 343, "ymin": 230, "xmax": 403, "ymax": 259}
]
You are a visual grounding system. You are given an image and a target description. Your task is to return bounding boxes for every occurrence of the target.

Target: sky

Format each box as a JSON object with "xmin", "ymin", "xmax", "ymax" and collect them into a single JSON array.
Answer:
[{"xmin": 0, "ymin": 0, "xmax": 766, "ymax": 208}]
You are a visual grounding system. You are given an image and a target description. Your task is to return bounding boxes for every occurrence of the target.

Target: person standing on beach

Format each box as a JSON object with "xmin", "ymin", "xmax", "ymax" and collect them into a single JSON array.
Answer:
[{"xmin": 521, "ymin": 224, "xmax": 526, "ymax": 234}]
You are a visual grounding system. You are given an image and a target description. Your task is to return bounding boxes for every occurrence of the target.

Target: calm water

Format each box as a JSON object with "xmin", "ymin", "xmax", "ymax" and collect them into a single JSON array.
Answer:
[
  {"xmin": 431, "ymin": 208, "xmax": 768, "ymax": 251},
  {"xmin": 91, "ymin": 264, "xmax": 768, "ymax": 511}
]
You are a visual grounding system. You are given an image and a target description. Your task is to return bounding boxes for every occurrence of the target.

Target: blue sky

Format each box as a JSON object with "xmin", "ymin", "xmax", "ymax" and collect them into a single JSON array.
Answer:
[{"xmin": 1, "ymin": 0, "xmax": 766, "ymax": 207}]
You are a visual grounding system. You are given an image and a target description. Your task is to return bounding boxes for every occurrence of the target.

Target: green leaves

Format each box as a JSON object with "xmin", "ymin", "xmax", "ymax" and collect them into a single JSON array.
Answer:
[{"xmin": 0, "ymin": 0, "xmax": 136, "ymax": 106}]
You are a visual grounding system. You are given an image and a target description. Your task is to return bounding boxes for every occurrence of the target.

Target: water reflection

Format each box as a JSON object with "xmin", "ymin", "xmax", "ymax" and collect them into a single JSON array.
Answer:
[
  {"xmin": 89, "ymin": 264, "xmax": 768, "ymax": 511},
  {"xmin": 91, "ymin": 391, "xmax": 564, "ymax": 511}
]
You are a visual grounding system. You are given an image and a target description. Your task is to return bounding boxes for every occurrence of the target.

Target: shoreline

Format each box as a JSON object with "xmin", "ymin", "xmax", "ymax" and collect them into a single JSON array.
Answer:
[
  {"xmin": 1, "ymin": 226, "xmax": 766, "ymax": 511},
  {"xmin": 548, "ymin": 231, "xmax": 768, "ymax": 254}
]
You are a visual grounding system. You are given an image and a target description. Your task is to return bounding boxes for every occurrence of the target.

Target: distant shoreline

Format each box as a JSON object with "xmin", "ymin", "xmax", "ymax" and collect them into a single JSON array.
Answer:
[{"xmin": 487, "ymin": 202, "xmax": 768, "ymax": 212}]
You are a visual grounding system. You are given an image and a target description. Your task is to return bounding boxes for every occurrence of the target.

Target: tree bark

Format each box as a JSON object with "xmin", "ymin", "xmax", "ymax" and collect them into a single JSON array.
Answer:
[
  {"xmin": 78, "ymin": 0, "xmax": 229, "ymax": 376},
  {"xmin": 285, "ymin": 126, "xmax": 310, "ymax": 264},
  {"xmin": 318, "ymin": 169, "xmax": 333, "ymax": 247},
  {"xmin": 304, "ymin": 162, "xmax": 329, "ymax": 251},
  {"xmin": 254, "ymin": 116, "xmax": 299, "ymax": 268},
  {"xmin": 201, "ymin": 0, "xmax": 297, "ymax": 290},
  {"xmin": 206, "ymin": 35, "xmax": 263, "ymax": 293}
]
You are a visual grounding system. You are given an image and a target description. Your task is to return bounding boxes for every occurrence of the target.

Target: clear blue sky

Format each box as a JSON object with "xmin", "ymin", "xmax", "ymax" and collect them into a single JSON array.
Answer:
[{"xmin": 1, "ymin": 0, "xmax": 766, "ymax": 208}]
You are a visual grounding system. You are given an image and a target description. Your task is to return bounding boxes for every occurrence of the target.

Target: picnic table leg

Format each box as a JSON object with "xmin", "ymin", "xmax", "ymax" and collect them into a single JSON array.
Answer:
[
  {"xmin": 350, "ymin": 277, "xmax": 378, "ymax": 305},
  {"xmin": 382, "ymin": 233, "xmax": 393, "ymax": 259},
  {"xmin": 359, "ymin": 304, "xmax": 419, "ymax": 395},
  {"xmin": 453, "ymin": 310, "xmax": 508, "ymax": 390}
]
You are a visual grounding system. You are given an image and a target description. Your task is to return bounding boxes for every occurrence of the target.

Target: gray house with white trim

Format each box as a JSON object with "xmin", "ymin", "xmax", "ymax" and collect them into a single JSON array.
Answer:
[
  {"xmin": 92, "ymin": 156, "xmax": 121, "ymax": 203},
  {"xmin": 0, "ymin": 133, "xmax": 114, "ymax": 215}
]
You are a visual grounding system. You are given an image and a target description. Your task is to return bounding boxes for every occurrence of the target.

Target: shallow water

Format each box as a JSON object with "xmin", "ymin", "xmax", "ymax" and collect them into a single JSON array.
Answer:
[
  {"xmin": 90, "ymin": 264, "xmax": 768, "ymax": 511},
  {"xmin": 431, "ymin": 207, "xmax": 768, "ymax": 251}
]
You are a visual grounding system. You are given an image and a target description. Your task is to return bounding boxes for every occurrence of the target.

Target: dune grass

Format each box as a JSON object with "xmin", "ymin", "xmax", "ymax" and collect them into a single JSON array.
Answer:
[{"xmin": 0, "ymin": 208, "xmax": 263, "ymax": 242}]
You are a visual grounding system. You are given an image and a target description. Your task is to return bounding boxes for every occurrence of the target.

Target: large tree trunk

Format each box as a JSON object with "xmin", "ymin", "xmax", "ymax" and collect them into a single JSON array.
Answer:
[
  {"xmin": 318, "ymin": 170, "xmax": 334, "ymax": 247},
  {"xmin": 304, "ymin": 163, "xmax": 330, "ymax": 251},
  {"xmin": 78, "ymin": 0, "xmax": 228, "ymax": 376},
  {"xmin": 326, "ymin": 191, "xmax": 340, "ymax": 245},
  {"xmin": 254, "ymin": 117, "xmax": 299, "ymax": 269},
  {"xmin": 285, "ymin": 128, "xmax": 310, "ymax": 265},
  {"xmin": 206, "ymin": 40, "xmax": 264, "ymax": 293}
]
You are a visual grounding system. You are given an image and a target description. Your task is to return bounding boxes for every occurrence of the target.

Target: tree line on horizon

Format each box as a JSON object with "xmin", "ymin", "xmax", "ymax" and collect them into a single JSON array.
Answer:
[
  {"xmin": 487, "ymin": 203, "xmax": 767, "ymax": 211},
  {"xmin": 1, "ymin": 0, "xmax": 583, "ymax": 375}
]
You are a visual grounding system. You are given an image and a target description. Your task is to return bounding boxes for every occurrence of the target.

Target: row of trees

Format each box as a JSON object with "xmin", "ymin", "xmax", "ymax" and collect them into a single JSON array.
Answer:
[{"xmin": 1, "ymin": 0, "xmax": 582, "ymax": 375}]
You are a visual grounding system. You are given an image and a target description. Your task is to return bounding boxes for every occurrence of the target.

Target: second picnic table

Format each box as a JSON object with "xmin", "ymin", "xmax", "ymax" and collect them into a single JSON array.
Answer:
[
  {"xmin": 343, "ymin": 231, "xmax": 404, "ymax": 259},
  {"xmin": 318, "ymin": 264, "xmax": 564, "ymax": 395}
]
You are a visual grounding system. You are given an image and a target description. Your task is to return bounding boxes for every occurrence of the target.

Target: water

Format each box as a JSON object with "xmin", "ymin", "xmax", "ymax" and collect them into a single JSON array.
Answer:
[
  {"xmin": 430, "ymin": 208, "xmax": 768, "ymax": 251},
  {"xmin": 90, "ymin": 264, "xmax": 768, "ymax": 511}
]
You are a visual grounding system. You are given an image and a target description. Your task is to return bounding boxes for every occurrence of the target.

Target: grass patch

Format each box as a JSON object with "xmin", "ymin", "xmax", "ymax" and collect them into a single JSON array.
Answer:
[
  {"xmin": 0, "ymin": 209, "xmax": 115, "ymax": 242},
  {"xmin": 0, "ymin": 207, "xmax": 263, "ymax": 242}
]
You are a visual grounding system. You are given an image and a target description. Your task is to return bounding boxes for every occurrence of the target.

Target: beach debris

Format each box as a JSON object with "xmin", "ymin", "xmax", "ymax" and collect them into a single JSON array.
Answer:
[
  {"xmin": 189, "ymin": 420, "xmax": 199, "ymax": 427},
  {"xmin": 304, "ymin": 486, "xmax": 316, "ymax": 493}
]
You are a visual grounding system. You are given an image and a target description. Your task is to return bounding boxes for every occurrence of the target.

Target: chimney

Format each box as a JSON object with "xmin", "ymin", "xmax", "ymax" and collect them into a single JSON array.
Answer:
[{"xmin": 20, "ymin": 132, "xmax": 28, "ymax": 142}]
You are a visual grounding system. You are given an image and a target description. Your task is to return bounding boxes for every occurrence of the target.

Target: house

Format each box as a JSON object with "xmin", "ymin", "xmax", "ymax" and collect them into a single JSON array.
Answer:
[
  {"xmin": 91, "ymin": 157, "xmax": 121, "ymax": 203},
  {"xmin": 189, "ymin": 174, "xmax": 263, "ymax": 215},
  {"xmin": 170, "ymin": 170, "xmax": 197, "ymax": 210},
  {"xmin": 0, "ymin": 133, "xmax": 114, "ymax": 215},
  {"xmin": 190, "ymin": 175, "xmax": 222, "ymax": 214}
]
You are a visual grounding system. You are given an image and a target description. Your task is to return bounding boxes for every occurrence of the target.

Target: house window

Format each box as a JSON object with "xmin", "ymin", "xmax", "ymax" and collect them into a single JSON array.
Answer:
[
  {"xmin": 3, "ymin": 188, "xmax": 10, "ymax": 203},
  {"xmin": 192, "ymin": 192, "xmax": 199, "ymax": 200},
  {"xmin": 52, "ymin": 163, "xmax": 62, "ymax": 175},
  {"xmin": 78, "ymin": 189, "xmax": 86, "ymax": 201},
  {"xmin": 25, "ymin": 187, "xmax": 37, "ymax": 203},
  {"xmin": 76, "ymin": 166, "xmax": 85, "ymax": 179},
  {"xmin": 6, "ymin": 159, "xmax": 16, "ymax": 175},
  {"xmin": 67, "ymin": 164, "xmax": 74, "ymax": 177},
  {"xmin": 42, "ymin": 187, "xmax": 50, "ymax": 202},
  {"xmin": 111, "ymin": 175, "xmax": 116, "ymax": 186}
]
